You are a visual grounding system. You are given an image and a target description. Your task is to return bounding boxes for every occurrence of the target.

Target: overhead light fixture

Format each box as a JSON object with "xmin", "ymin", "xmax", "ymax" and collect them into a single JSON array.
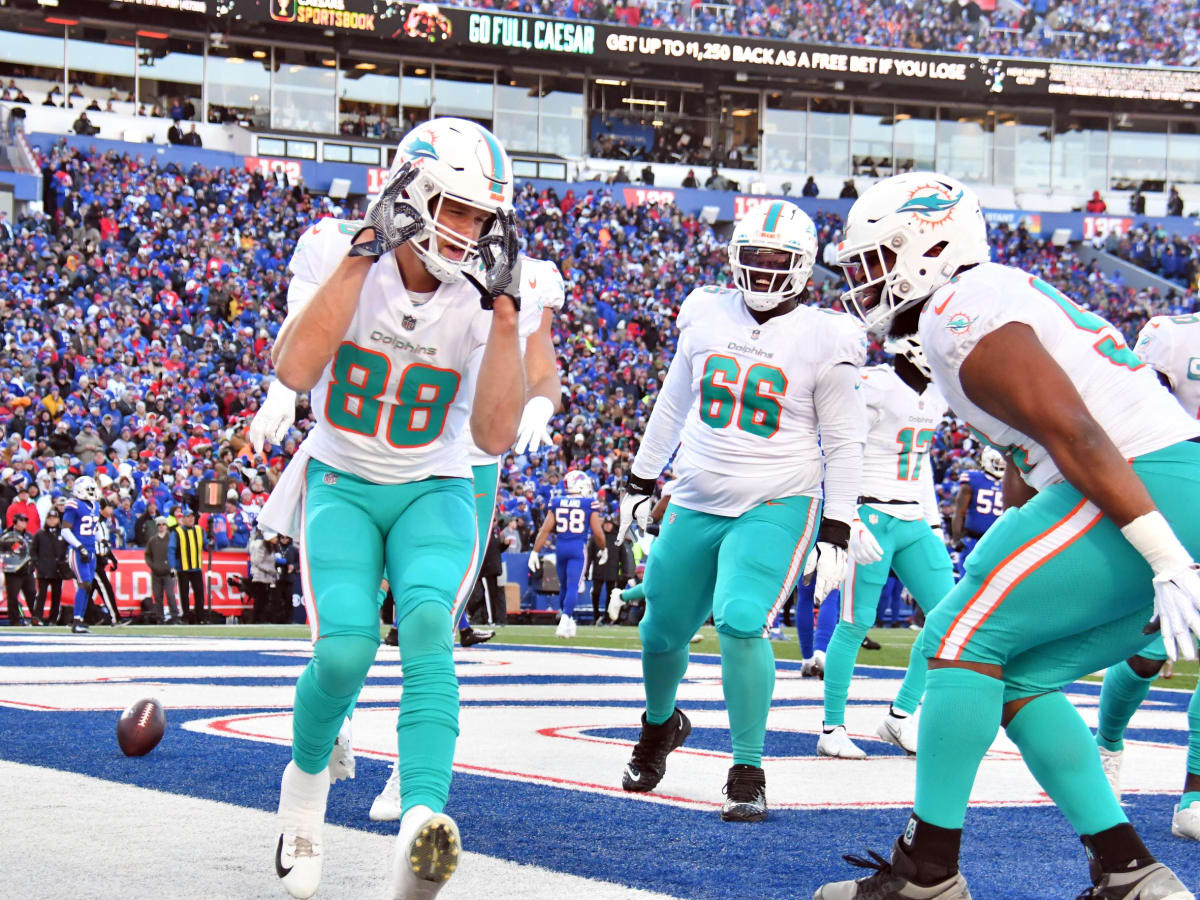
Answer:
[
  {"xmin": 137, "ymin": 29, "xmax": 168, "ymax": 39},
  {"xmin": 622, "ymin": 97, "xmax": 666, "ymax": 106},
  {"xmin": 731, "ymin": 108, "xmax": 754, "ymax": 117},
  {"xmin": 651, "ymin": 119, "xmax": 664, "ymax": 127},
  {"xmin": 893, "ymin": 112, "xmax": 911, "ymax": 121},
  {"xmin": 226, "ymin": 56, "xmax": 245, "ymax": 64},
  {"xmin": 289, "ymin": 64, "xmax": 302, "ymax": 73},
  {"xmin": 321, "ymin": 58, "xmax": 336, "ymax": 66},
  {"xmin": 595, "ymin": 78, "xmax": 626, "ymax": 86},
  {"xmin": 252, "ymin": 49, "xmax": 267, "ymax": 59},
  {"xmin": 355, "ymin": 62, "xmax": 376, "ymax": 70},
  {"xmin": 413, "ymin": 67, "xmax": 427, "ymax": 75}
]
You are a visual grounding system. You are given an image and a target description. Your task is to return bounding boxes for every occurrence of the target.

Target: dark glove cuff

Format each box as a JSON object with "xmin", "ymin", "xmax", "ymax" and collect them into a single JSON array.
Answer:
[
  {"xmin": 625, "ymin": 473, "xmax": 657, "ymax": 495},
  {"xmin": 817, "ymin": 517, "xmax": 850, "ymax": 549}
]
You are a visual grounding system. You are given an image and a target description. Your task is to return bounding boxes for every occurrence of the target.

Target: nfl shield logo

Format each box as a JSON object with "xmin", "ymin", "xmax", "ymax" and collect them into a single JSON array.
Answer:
[
  {"xmin": 402, "ymin": 315, "xmax": 417, "ymax": 331},
  {"xmin": 750, "ymin": 329, "xmax": 761, "ymax": 340},
  {"xmin": 323, "ymin": 472, "xmax": 338, "ymax": 486}
]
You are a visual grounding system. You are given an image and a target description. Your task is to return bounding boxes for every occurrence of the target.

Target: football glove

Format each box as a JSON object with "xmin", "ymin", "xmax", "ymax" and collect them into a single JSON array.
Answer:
[
  {"xmin": 1145, "ymin": 562, "xmax": 1200, "ymax": 662},
  {"xmin": 527, "ymin": 550, "xmax": 541, "ymax": 573},
  {"xmin": 77, "ymin": 547, "xmax": 91, "ymax": 564},
  {"xmin": 597, "ymin": 547, "xmax": 608, "ymax": 566},
  {"xmin": 802, "ymin": 518, "xmax": 850, "ymax": 605},
  {"xmin": 848, "ymin": 517, "xmax": 884, "ymax": 566},
  {"xmin": 463, "ymin": 209, "xmax": 522, "ymax": 311},
  {"xmin": 617, "ymin": 473, "xmax": 657, "ymax": 544},
  {"xmin": 248, "ymin": 379, "xmax": 297, "ymax": 454},
  {"xmin": 513, "ymin": 395, "xmax": 555, "ymax": 455},
  {"xmin": 348, "ymin": 163, "xmax": 423, "ymax": 260}
]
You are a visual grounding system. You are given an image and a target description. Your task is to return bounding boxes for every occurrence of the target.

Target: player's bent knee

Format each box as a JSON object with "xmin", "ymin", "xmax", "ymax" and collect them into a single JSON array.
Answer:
[
  {"xmin": 714, "ymin": 601, "xmax": 770, "ymax": 640},
  {"xmin": 311, "ymin": 634, "xmax": 378, "ymax": 698},
  {"xmin": 396, "ymin": 600, "xmax": 455, "ymax": 655},
  {"xmin": 1127, "ymin": 654, "xmax": 1165, "ymax": 679},
  {"xmin": 638, "ymin": 612, "xmax": 692, "ymax": 655}
]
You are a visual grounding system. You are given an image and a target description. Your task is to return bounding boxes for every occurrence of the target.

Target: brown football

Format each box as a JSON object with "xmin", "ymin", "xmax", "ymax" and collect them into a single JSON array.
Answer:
[{"xmin": 117, "ymin": 697, "xmax": 166, "ymax": 757}]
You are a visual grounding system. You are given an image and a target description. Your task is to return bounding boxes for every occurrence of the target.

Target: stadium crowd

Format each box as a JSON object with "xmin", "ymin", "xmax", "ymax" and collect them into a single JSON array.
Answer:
[
  {"xmin": 1, "ymin": 138, "xmax": 1198, "ymax": 623},
  {"xmin": 444, "ymin": 0, "xmax": 1200, "ymax": 67}
]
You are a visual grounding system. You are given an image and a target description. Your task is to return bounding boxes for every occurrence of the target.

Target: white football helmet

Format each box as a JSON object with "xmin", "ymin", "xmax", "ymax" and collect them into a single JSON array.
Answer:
[
  {"xmin": 837, "ymin": 172, "xmax": 989, "ymax": 330},
  {"xmin": 883, "ymin": 333, "xmax": 932, "ymax": 379},
  {"xmin": 728, "ymin": 200, "xmax": 817, "ymax": 311},
  {"xmin": 73, "ymin": 476, "xmax": 99, "ymax": 502},
  {"xmin": 980, "ymin": 446, "xmax": 1006, "ymax": 480},
  {"xmin": 564, "ymin": 470, "xmax": 593, "ymax": 497},
  {"xmin": 383, "ymin": 117, "xmax": 514, "ymax": 284}
]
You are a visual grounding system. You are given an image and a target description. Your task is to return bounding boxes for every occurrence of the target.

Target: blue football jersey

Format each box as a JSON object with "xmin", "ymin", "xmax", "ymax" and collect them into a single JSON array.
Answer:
[
  {"xmin": 961, "ymin": 470, "xmax": 1003, "ymax": 536},
  {"xmin": 551, "ymin": 494, "xmax": 594, "ymax": 553},
  {"xmin": 62, "ymin": 498, "xmax": 101, "ymax": 552}
]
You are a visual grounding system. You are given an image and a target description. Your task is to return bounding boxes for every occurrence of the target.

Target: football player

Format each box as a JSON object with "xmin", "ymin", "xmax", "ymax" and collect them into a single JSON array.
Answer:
[
  {"xmin": 617, "ymin": 200, "xmax": 867, "ymax": 823},
  {"xmin": 818, "ymin": 172, "xmax": 1200, "ymax": 899},
  {"xmin": 257, "ymin": 118, "xmax": 525, "ymax": 900},
  {"xmin": 530, "ymin": 469, "xmax": 605, "ymax": 638},
  {"xmin": 1094, "ymin": 312, "xmax": 1200, "ymax": 842},
  {"xmin": 817, "ymin": 336, "xmax": 953, "ymax": 758},
  {"xmin": 61, "ymin": 476, "xmax": 101, "ymax": 635},
  {"xmin": 950, "ymin": 445, "xmax": 1005, "ymax": 578}
]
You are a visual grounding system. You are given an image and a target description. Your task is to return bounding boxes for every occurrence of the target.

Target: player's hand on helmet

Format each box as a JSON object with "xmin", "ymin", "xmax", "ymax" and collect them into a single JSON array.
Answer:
[
  {"xmin": 527, "ymin": 550, "xmax": 541, "ymax": 573},
  {"xmin": 248, "ymin": 380, "xmax": 297, "ymax": 454},
  {"xmin": 464, "ymin": 209, "xmax": 522, "ymax": 311},
  {"xmin": 848, "ymin": 517, "xmax": 884, "ymax": 566},
  {"xmin": 1145, "ymin": 562, "xmax": 1200, "ymax": 662},
  {"xmin": 513, "ymin": 395, "xmax": 555, "ymax": 455},
  {"xmin": 348, "ymin": 162, "xmax": 423, "ymax": 260},
  {"xmin": 617, "ymin": 473, "xmax": 656, "ymax": 544},
  {"xmin": 802, "ymin": 519, "xmax": 850, "ymax": 605}
]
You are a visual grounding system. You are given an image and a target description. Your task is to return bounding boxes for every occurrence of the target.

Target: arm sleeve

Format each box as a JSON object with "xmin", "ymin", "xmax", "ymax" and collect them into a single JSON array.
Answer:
[
  {"xmin": 279, "ymin": 221, "xmax": 350, "ymax": 331},
  {"xmin": 62, "ymin": 525, "xmax": 81, "ymax": 549},
  {"xmin": 168, "ymin": 533, "xmax": 179, "ymax": 569},
  {"xmin": 630, "ymin": 330, "xmax": 694, "ymax": 481},
  {"xmin": 920, "ymin": 462, "xmax": 941, "ymax": 529},
  {"xmin": 814, "ymin": 361, "xmax": 867, "ymax": 526}
]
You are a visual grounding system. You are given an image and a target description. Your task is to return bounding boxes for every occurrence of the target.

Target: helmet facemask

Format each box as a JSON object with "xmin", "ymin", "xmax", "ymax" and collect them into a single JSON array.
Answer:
[
  {"xmin": 839, "ymin": 237, "xmax": 951, "ymax": 332},
  {"xmin": 408, "ymin": 191, "xmax": 500, "ymax": 285},
  {"xmin": 731, "ymin": 246, "xmax": 807, "ymax": 311},
  {"xmin": 883, "ymin": 333, "xmax": 932, "ymax": 379}
]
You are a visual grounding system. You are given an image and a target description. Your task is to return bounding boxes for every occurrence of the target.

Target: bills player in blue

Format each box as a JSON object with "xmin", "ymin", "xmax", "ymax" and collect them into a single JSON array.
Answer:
[
  {"xmin": 950, "ymin": 446, "xmax": 1005, "ymax": 578},
  {"xmin": 61, "ymin": 476, "xmax": 101, "ymax": 635},
  {"xmin": 529, "ymin": 470, "xmax": 605, "ymax": 637}
]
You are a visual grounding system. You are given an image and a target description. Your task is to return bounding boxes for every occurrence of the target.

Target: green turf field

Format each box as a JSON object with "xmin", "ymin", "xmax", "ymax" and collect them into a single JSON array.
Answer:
[{"xmin": 26, "ymin": 621, "xmax": 1198, "ymax": 692}]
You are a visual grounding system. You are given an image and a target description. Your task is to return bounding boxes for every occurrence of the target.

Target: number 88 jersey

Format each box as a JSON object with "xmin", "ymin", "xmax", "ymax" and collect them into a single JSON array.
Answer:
[{"xmin": 284, "ymin": 219, "xmax": 492, "ymax": 484}]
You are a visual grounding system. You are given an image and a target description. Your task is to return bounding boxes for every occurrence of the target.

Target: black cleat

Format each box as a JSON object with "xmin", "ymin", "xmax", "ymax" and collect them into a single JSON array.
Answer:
[
  {"xmin": 71, "ymin": 620, "xmax": 90, "ymax": 634},
  {"xmin": 721, "ymin": 764, "xmax": 767, "ymax": 822},
  {"xmin": 861, "ymin": 635, "xmax": 882, "ymax": 651},
  {"xmin": 622, "ymin": 708, "xmax": 691, "ymax": 792},
  {"xmin": 460, "ymin": 627, "xmax": 494, "ymax": 647},
  {"xmin": 384, "ymin": 626, "xmax": 398, "ymax": 647}
]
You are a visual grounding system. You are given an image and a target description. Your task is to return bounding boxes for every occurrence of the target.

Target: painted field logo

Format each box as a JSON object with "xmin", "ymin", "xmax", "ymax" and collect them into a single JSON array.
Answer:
[
  {"xmin": 896, "ymin": 184, "xmax": 963, "ymax": 228},
  {"xmin": 946, "ymin": 313, "xmax": 978, "ymax": 335}
]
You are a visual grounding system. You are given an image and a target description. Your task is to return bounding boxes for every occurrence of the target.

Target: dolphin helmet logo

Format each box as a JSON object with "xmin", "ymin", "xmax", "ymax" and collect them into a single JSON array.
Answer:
[
  {"xmin": 403, "ymin": 135, "xmax": 439, "ymax": 162},
  {"xmin": 896, "ymin": 186, "xmax": 963, "ymax": 227}
]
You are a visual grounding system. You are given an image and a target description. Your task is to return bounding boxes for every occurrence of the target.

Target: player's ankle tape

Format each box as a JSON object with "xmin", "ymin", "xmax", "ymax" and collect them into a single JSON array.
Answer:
[
  {"xmin": 901, "ymin": 815, "xmax": 961, "ymax": 881},
  {"xmin": 1081, "ymin": 823, "xmax": 1154, "ymax": 874}
]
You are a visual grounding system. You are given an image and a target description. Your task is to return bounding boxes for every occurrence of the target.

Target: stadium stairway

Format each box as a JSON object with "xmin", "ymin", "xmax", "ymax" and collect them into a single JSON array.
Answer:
[{"xmin": 1075, "ymin": 242, "xmax": 1186, "ymax": 294}]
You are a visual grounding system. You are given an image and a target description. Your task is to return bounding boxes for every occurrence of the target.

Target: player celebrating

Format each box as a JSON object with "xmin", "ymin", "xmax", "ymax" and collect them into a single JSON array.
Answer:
[
  {"xmin": 1094, "ymin": 312, "xmax": 1200, "ymax": 842},
  {"xmin": 818, "ymin": 172, "xmax": 1200, "ymax": 899},
  {"xmin": 258, "ymin": 118, "xmax": 525, "ymax": 900},
  {"xmin": 817, "ymin": 337, "xmax": 953, "ymax": 759},
  {"xmin": 950, "ymin": 446, "xmax": 1005, "ymax": 578},
  {"xmin": 529, "ymin": 469, "xmax": 605, "ymax": 637},
  {"xmin": 617, "ymin": 200, "xmax": 866, "ymax": 823},
  {"xmin": 61, "ymin": 476, "xmax": 101, "ymax": 635}
]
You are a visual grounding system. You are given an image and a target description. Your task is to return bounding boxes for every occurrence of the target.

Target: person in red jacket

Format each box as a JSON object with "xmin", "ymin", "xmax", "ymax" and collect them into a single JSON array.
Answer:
[
  {"xmin": 5, "ymin": 482, "xmax": 40, "ymax": 534},
  {"xmin": 1086, "ymin": 190, "xmax": 1108, "ymax": 213}
]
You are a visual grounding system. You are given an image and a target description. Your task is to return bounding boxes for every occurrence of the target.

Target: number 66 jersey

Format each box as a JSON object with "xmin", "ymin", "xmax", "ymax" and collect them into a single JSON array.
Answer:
[
  {"xmin": 920, "ymin": 263, "xmax": 1200, "ymax": 490},
  {"xmin": 631, "ymin": 285, "xmax": 868, "ymax": 518}
]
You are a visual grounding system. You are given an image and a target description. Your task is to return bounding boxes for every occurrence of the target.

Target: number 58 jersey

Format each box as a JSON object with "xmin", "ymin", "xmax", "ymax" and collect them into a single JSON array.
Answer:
[
  {"xmin": 283, "ymin": 219, "xmax": 493, "ymax": 484},
  {"xmin": 920, "ymin": 262, "xmax": 1200, "ymax": 491}
]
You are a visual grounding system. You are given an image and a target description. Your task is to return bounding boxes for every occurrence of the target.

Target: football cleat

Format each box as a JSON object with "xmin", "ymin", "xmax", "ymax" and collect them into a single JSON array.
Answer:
[
  {"xmin": 815, "ymin": 841, "xmax": 973, "ymax": 899},
  {"xmin": 328, "ymin": 718, "xmax": 355, "ymax": 783},
  {"xmin": 818, "ymin": 725, "xmax": 867, "ymax": 760},
  {"xmin": 384, "ymin": 626, "xmax": 398, "ymax": 647},
  {"xmin": 622, "ymin": 708, "xmax": 691, "ymax": 792},
  {"xmin": 769, "ymin": 625, "xmax": 789, "ymax": 641},
  {"xmin": 568, "ymin": 616, "xmax": 577, "ymax": 638},
  {"xmin": 1098, "ymin": 746, "xmax": 1123, "ymax": 802},
  {"xmin": 370, "ymin": 761, "xmax": 402, "ymax": 822},
  {"xmin": 276, "ymin": 833, "xmax": 322, "ymax": 900},
  {"xmin": 721, "ymin": 764, "xmax": 767, "ymax": 822},
  {"xmin": 1076, "ymin": 861, "xmax": 1194, "ymax": 899},
  {"xmin": 459, "ymin": 627, "xmax": 493, "ymax": 647},
  {"xmin": 1172, "ymin": 802, "xmax": 1200, "ymax": 841},
  {"xmin": 555, "ymin": 615, "xmax": 574, "ymax": 638},
  {"xmin": 802, "ymin": 651, "xmax": 826, "ymax": 679},
  {"xmin": 276, "ymin": 761, "xmax": 329, "ymax": 899},
  {"xmin": 861, "ymin": 635, "xmax": 882, "ymax": 651},
  {"xmin": 71, "ymin": 619, "xmax": 89, "ymax": 634},
  {"xmin": 608, "ymin": 586, "xmax": 625, "ymax": 623},
  {"xmin": 876, "ymin": 709, "xmax": 918, "ymax": 755},
  {"xmin": 389, "ymin": 805, "xmax": 460, "ymax": 900},
  {"xmin": 690, "ymin": 631, "xmax": 703, "ymax": 644}
]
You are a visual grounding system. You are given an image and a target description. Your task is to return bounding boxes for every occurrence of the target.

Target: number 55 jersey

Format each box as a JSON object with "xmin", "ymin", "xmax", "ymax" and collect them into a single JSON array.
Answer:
[
  {"xmin": 632, "ymin": 285, "xmax": 868, "ymax": 518},
  {"xmin": 920, "ymin": 263, "xmax": 1200, "ymax": 489}
]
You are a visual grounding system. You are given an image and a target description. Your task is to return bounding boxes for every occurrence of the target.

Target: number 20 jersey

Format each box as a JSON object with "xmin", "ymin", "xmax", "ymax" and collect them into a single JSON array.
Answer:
[
  {"xmin": 920, "ymin": 262, "xmax": 1200, "ymax": 491},
  {"xmin": 284, "ymin": 219, "xmax": 492, "ymax": 484},
  {"xmin": 1133, "ymin": 314, "xmax": 1200, "ymax": 419}
]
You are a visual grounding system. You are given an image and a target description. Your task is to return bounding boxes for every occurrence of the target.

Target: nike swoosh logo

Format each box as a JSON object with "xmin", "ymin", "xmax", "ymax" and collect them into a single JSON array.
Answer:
[
  {"xmin": 529, "ymin": 278, "xmax": 538, "ymax": 289},
  {"xmin": 275, "ymin": 836, "xmax": 292, "ymax": 878},
  {"xmin": 765, "ymin": 501, "xmax": 784, "ymax": 506},
  {"xmin": 311, "ymin": 225, "xmax": 322, "ymax": 235},
  {"xmin": 932, "ymin": 291, "xmax": 955, "ymax": 315},
  {"xmin": 474, "ymin": 493, "xmax": 487, "ymax": 499}
]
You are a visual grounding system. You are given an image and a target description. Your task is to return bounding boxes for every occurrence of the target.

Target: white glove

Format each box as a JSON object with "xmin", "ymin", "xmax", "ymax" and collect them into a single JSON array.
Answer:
[
  {"xmin": 527, "ymin": 550, "xmax": 541, "ymax": 573},
  {"xmin": 1148, "ymin": 563, "xmax": 1200, "ymax": 662},
  {"xmin": 803, "ymin": 542, "xmax": 848, "ymax": 605},
  {"xmin": 848, "ymin": 518, "xmax": 884, "ymax": 566},
  {"xmin": 249, "ymin": 380, "xmax": 297, "ymax": 454},
  {"xmin": 513, "ymin": 395, "xmax": 555, "ymax": 455},
  {"xmin": 597, "ymin": 547, "xmax": 608, "ymax": 566},
  {"xmin": 617, "ymin": 474, "xmax": 656, "ymax": 544}
]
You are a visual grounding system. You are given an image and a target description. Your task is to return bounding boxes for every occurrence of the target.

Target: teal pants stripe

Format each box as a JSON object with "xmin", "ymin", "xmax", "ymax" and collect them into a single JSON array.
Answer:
[
  {"xmin": 823, "ymin": 513, "xmax": 953, "ymax": 726},
  {"xmin": 639, "ymin": 496, "xmax": 819, "ymax": 766},
  {"xmin": 293, "ymin": 460, "xmax": 475, "ymax": 816},
  {"xmin": 450, "ymin": 462, "xmax": 500, "ymax": 630}
]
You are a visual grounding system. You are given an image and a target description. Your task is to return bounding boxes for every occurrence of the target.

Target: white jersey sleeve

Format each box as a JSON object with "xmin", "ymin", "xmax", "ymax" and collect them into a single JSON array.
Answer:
[
  {"xmin": 285, "ymin": 219, "xmax": 355, "ymax": 316},
  {"xmin": 520, "ymin": 257, "xmax": 566, "ymax": 312},
  {"xmin": 1134, "ymin": 314, "xmax": 1200, "ymax": 418},
  {"xmin": 920, "ymin": 263, "xmax": 1200, "ymax": 490}
]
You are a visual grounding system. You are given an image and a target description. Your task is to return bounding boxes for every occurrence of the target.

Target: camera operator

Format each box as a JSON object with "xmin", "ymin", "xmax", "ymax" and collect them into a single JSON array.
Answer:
[{"xmin": 2, "ymin": 512, "xmax": 35, "ymax": 625}]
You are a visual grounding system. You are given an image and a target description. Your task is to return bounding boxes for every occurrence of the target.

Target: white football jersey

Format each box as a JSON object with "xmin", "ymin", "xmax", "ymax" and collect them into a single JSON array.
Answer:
[
  {"xmin": 633, "ymin": 286, "xmax": 868, "ymax": 516},
  {"xmin": 1133, "ymin": 314, "xmax": 1200, "ymax": 419},
  {"xmin": 283, "ymin": 219, "xmax": 491, "ymax": 484},
  {"xmin": 859, "ymin": 365, "xmax": 946, "ymax": 520},
  {"xmin": 921, "ymin": 263, "xmax": 1200, "ymax": 490},
  {"xmin": 463, "ymin": 256, "xmax": 565, "ymax": 467}
]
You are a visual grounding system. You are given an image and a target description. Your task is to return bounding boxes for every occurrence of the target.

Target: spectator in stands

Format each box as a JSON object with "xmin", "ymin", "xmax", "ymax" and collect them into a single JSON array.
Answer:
[
  {"xmin": 802, "ymin": 175, "xmax": 819, "ymax": 198},
  {"xmin": 86, "ymin": 98, "xmax": 101, "ymax": 112},
  {"xmin": 1168, "ymin": 185, "xmax": 1185, "ymax": 216},
  {"xmin": 42, "ymin": 92, "xmax": 57, "ymax": 107},
  {"xmin": 682, "ymin": 169, "xmax": 698, "ymax": 188},
  {"xmin": 839, "ymin": 179, "xmax": 859, "ymax": 199},
  {"xmin": 0, "ymin": 211, "xmax": 11, "ymax": 245},
  {"xmin": 71, "ymin": 111, "xmax": 96, "ymax": 136},
  {"xmin": 68, "ymin": 84, "xmax": 83, "ymax": 102},
  {"xmin": 6, "ymin": 481, "xmax": 39, "ymax": 533},
  {"xmin": 704, "ymin": 164, "xmax": 725, "ymax": 190},
  {"xmin": 167, "ymin": 120, "xmax": 184, "ymax": 145},
  {"xmin": 184, "ymin": 124, "xmax": 202, "ymax": 148},
  {"xmin": 1086, "ymin": 190, "xmax": 1107, "ymax": 213},
  {"xmin": 640, "ymin": 164, "xmax": 654, "ymax": 185},
  {"xmin": 611, "ymin": 165, "xmax": 630, "ymax": 184},
  {"xmin": 1130, "ymin": 188, "xmax": 1147, "ymax": 215},
  {"xmin": 12, "ymin": 88, "xmax": 30, "ymax": 104}
]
